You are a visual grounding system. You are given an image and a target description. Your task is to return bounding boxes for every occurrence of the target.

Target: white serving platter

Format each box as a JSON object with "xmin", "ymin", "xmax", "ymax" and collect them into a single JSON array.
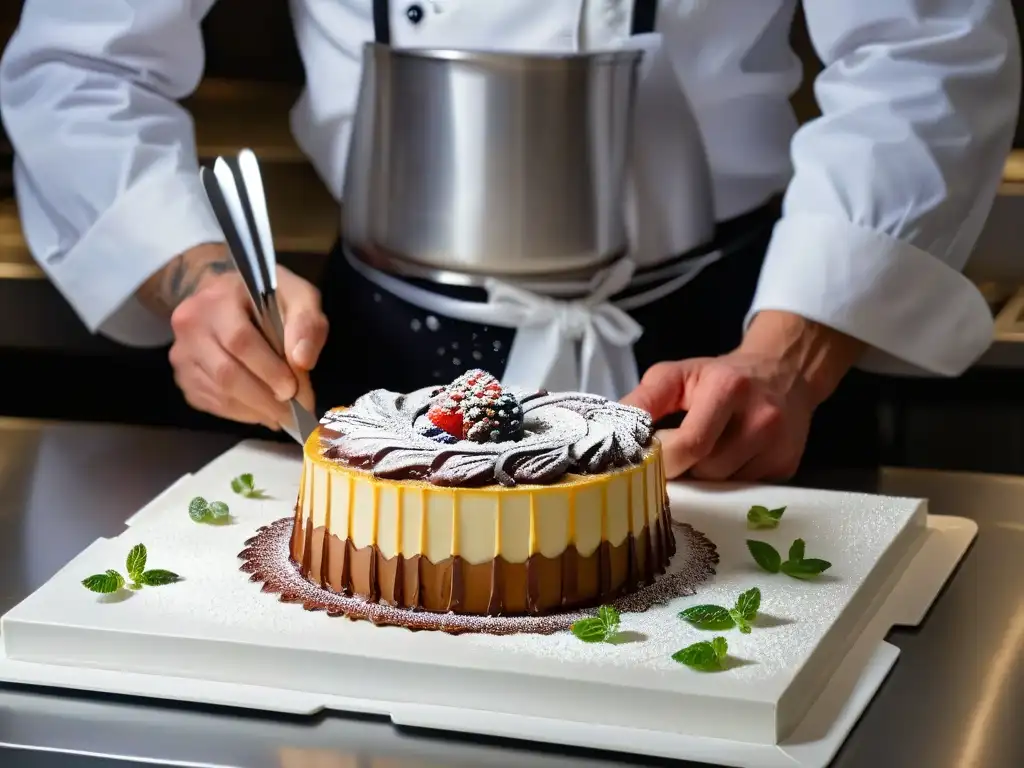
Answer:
[{"xmin": 0, "ymin": 440, "xmax": 976, "ymax": 768}]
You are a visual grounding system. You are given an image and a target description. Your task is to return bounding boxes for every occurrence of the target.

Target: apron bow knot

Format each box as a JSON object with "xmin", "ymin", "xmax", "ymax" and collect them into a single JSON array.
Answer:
[{"xmin": 485, "ymin": 259, "xmax": 643, "ymax": 399}]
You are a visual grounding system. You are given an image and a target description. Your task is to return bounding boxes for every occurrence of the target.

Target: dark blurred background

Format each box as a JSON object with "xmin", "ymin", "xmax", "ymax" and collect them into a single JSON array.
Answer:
[{"xmin": 1, "ymin": 1, "xmax": 1024, "ymax": 473}]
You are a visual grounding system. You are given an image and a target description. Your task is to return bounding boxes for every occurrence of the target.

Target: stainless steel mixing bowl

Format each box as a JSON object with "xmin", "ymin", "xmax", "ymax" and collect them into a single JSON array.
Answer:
[{"xmin": 342, "ymin": 43, "xmax": 650, "ymax": 279}]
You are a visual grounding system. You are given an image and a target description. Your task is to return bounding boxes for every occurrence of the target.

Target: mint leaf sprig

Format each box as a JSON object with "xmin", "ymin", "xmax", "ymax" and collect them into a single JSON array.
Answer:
[
  {"xmin": 571, "ymin": 605, "xmax": 621, "ymax": 643},
  {"xmin": 230, "ymin": 473, "xmax": 266, "ymax": 499},
  {"xmin": 679, "ymin": 587, "xmax": 761, "ymax": 634},
  {"xmin": 189, "ymin": 496, "xmax": 231, "ymax": 524},
  {"xmin": 747, "ymin": 504, "xmax": 785, "ymax": 530},
  {"xmin": 747, "ymin": 538, "xmax": 831, "ymax": 580},
  {"xmin": 672, "ymin": 636, "xmax": 729, "ymax": 672},
  {"xmin": 82, "ymin": 544, "xmax": 180, "ymax": 594}
]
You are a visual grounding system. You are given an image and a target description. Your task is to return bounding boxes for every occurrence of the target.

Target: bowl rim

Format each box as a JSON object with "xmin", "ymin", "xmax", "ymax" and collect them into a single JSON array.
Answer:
[{"xmin": 364, "ymin": 42, "xmax": 645, "ymax": 67}]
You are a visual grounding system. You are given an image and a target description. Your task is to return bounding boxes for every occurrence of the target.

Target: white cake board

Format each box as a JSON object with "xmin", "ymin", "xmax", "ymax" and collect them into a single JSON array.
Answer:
[{"xmin": 0, "ymin": 441, "xmax": 976, "ymax": 768}]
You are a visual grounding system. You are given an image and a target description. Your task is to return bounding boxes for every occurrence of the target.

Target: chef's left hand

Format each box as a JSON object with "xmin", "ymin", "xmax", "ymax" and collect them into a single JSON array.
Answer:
[{"xmin": 621, "ymin": 311, "xmax": 865, "ymax": 481}]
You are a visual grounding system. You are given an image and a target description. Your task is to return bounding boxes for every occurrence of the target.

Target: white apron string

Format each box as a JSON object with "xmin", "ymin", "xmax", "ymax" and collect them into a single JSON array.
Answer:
[
  {"xmin": 485, "ymin": 257, "xmax": 641, "ymax": 399},
  {"xmin": 343, "ymin": 247, "xmax": 722, "ymax": 400}
]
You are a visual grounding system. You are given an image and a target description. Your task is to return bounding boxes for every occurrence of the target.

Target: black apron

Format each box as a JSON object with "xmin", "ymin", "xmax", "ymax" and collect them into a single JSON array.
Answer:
[{"xmin": 312, "ymin": 0, "xmax": 881, "ymax": 474}]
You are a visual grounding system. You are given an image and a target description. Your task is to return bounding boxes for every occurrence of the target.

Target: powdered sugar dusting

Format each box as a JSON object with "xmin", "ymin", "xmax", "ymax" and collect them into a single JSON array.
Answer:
[
  {"xmin": 320, "ymin": 377, "xmax": 654, "ymax": 487},
  {"xmin": 239, "ymin": 519, "xmax": 718, "ymax": 636}
]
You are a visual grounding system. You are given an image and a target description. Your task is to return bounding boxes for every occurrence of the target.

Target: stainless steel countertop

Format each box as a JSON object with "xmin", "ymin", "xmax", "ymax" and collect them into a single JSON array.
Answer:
[{"xmin": 0, "ymin": 418, "xmax": 1020, "ymax": 768}]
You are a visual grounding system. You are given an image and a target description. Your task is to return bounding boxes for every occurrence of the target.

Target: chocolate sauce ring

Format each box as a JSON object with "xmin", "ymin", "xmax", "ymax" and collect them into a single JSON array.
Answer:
[{"xmin": 239, "ymin": 518, "xmax": 719, "ymax": 636}]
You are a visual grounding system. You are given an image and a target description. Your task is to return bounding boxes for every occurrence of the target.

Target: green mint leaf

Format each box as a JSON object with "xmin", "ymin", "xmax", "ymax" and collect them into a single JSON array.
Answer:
[
  {"xmin": 734, "ymin": 587, "xmax": 761, "ymax": 622},
  {"xmin": 747, "ymin": 505, "xmax": 785, "ymax": 529},
  {"xmin": 189, "ymin": 496, "xmax": 231, "ymax": 524},
  {"xmin": 82, "ymin": 570, "xmax": 125, "ymax": 594},
  {"xmin": 189, "ymin": 496, "xmax": 211, "ymax": 523},
  {"xmin": 230, "ymin": 474, "xmax": 251, "ymax": 494},
  {"xmin": 788, "ymin": 538, "xmax": 806, "ymax": 563},
  {"xmin": 597, "ymin": 605, "xmax": 620, "ymax": 634},
  {"xmin": 108, "ymin": 569, "xmax": 125, "ymax": 590},
  {"xmin": 781, "ymin": 558, "xmax": 832, "ymax": 580},
  {"xmin": 572, "ymin": 606, "xmax": 621, "ymax": 643},
  {"xmin": 208, "ymin": 501, "xmax": 230, "ymax": 520},
  {"xmin": 679, "ymin": 604, "xmax": 735, "ymax": 631},
  {"xmin": 728, "ymin": 609, "xmax": 751, "ymax": 634},
  {"xmin": 672, "ymin": 637, "xmax": 728, "ymax": 672},
  {"xmin": 138, "ymin": 569, "xmax": 180, "ymax": 586},
  {"xmin": 671, "ymin": 641, "xmax": 718, "ymax": 670},
  {"xmin": 711, "ymin": 636, "xmax": 728, "ymax": 663},
  {"xmin": 126, "ymin": 544, "xmax": 147, "ymax": 580},
  {"xmin": 571, "ymin": 617, "xmax": 611, "ymax": 643},
  {"xmin": 231, "ymin": 473, "xmax": 265, "ymax": 499},
  {"xmin": 746, "ymin": 540, "xmax": 781, "ymax": 574}
]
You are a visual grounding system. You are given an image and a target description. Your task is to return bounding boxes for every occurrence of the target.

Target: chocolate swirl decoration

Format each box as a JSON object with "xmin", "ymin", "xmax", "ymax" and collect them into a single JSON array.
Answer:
[{"xmin": 320, "ymin": 386, "xmax": 653, "ymax": 487}]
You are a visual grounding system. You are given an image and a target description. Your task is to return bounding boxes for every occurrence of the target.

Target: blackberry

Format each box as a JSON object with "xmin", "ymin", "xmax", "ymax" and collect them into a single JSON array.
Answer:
[{"xmin": 462, "ymin": 389, "xmax": 524, "ymax": 443}]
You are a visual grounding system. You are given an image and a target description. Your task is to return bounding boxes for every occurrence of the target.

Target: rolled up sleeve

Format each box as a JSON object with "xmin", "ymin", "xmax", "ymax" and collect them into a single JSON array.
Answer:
[
  {"xmin": 0, "ymin": 0, "xmax": 224, "ymax": 346},
  {"xmin": 746, "ymin": 0, "xmax": 1021, "ymax": 376}
]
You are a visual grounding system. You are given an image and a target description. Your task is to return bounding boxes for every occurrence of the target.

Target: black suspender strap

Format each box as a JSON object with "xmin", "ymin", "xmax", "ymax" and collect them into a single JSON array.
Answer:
[
  {"xmin": 373, "ymin": 0, "xmax": 391, "ymax": 44},
  {"xmin": 630, "ymin": 0, "xmax": 658, "ymax": 35}
]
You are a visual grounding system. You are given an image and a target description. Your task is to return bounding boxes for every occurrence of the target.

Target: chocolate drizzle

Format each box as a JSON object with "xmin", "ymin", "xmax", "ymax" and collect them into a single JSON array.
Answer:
[
  {"xmin": 487, "ymin": 558, "xmax": 504, "ymax": 614},
  {"xmin": 239, "ymin": 517, "xmax": 719, "ymax": 635},
  {"xmin": 289, "ymin": 502, "xmax": 678, "ymax": 616},
  {"xmin": 449, "ymin": 558, "xmax": 463, "ymax": 612},
  {"xmin": 319, "ymin": 387, "xmax": 653, "ymax": 488}
]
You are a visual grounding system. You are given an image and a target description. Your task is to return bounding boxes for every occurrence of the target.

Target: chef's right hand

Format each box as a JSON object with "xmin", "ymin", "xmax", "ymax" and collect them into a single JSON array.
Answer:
[{"xmin": 140, "ymin": 243, "xmax": 329, "ymax": 430}]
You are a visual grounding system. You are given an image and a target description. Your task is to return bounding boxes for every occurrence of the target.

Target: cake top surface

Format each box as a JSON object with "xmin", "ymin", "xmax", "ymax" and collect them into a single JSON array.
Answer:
[{"xmin": 319, "ymin": 370, "xmax": 653, "ymax": 487}]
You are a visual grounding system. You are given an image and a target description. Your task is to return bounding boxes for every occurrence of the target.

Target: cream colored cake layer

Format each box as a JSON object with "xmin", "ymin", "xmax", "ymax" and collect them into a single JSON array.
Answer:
[{"xmin": 298, "ymin": 441, "xmax": 665, "ymax": 565}]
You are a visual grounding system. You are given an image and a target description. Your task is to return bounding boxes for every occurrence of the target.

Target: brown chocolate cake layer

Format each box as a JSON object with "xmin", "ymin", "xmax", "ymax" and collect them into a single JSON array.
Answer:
[{"xmin": 290, "ymin": 503, "xmax": 676, "ymax": 615}]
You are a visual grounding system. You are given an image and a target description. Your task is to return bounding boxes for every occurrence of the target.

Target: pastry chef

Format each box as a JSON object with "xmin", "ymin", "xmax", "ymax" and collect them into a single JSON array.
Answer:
[{"xmin": 1, "ymin": 1, "xmax": 1019, "ymax": 480}]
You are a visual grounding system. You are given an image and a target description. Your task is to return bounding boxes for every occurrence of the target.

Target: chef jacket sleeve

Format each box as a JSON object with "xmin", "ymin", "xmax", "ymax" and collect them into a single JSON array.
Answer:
[
  {"xmin": 0, "ymin": 0, "xmax": 224, "ymax": 346},
  {"xmin": 745, "ymin": 0, "xmax": 1021, "ymax": 376}
]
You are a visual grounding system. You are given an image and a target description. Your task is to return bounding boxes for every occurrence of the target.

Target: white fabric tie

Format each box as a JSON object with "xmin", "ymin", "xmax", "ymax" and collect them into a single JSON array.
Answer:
[
  {"xmin": 343, "ymin": 247, "xmax": 721, "ymax": 401},
  {"xmin": 484, "ymin": 258, "xmax": 642, "ymax": 398}
]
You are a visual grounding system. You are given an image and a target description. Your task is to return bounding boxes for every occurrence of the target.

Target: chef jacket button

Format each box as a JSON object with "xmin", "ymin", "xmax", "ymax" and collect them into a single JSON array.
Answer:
[{"xmin": 405, "ymin": 4, "xmax": 424, "ymax": 24}]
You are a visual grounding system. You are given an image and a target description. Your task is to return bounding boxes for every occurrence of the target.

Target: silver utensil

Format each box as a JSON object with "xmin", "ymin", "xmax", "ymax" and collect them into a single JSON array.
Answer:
[
  {"xmin": 199, "ymin": 154, "xmax": 319, "ymax": 445},
  {"xmin": 233, "ymin": 151, "xmax": 321, "ymax": 443}
]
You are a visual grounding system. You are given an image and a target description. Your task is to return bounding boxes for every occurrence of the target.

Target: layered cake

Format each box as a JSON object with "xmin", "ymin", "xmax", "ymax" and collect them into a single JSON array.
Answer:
[{"xmin": 289, "ymin": 370, "xmax": 676, "ymax": 616}]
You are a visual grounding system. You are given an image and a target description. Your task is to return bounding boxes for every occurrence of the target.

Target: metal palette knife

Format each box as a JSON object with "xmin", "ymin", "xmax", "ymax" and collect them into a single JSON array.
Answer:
[{"xmin": 199, "ymin": 150, "xmax": 320, "ymax": 445}]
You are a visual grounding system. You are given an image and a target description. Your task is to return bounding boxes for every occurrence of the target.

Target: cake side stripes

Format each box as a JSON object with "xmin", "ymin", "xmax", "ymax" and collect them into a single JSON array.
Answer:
[
  {"xmin": 598, "ymin": 483, "xmax": 610, "ymax": 595},
  {"xmin": 526, "ymin": 494, "xmax": 539, "ymax": 613},
  {"xmin": 561, "ymin": 486, "xmax": 578, "ymax": 606},
  {"xmin": 624, "ymin": 472, "xmax": 636, "ymax": 594},
  {"xmin": 393, "ymin": 485, "xmax": 405, "ymax": 607},
  {"xmin": 340, "ymin": 473, "xmax": 353, "ymax": 594},
  {"xmin": 301, "ymin": 468, "xmax": 315, "ymax": 576},
  {"xmin": 641, "ymin": 462, "xmax": 654, "ymax": 585},
  {"xmin": 318, "ymin": 472, "xmax": 333, "ymax": 588},
  {"xmin": 487, "ymin": 494, "xmax": 504, "ymax": 614},
  {"xmin": 368, "ymin": 483, "xmax": 380, "ymax": 602},
  {"xmin": 289, "ymin": 459, "xmax": 308, "ymax": 563}
]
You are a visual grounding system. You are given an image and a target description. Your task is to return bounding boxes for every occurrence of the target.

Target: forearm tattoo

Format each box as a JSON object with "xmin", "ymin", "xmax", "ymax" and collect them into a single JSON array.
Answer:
[
  {"xmin": 164, "ymin": 253, "xmax": 235, "ymax": 305},
  {"xmin": 138, "ymin": 249, "xmax": 235, "ymax": 317}
]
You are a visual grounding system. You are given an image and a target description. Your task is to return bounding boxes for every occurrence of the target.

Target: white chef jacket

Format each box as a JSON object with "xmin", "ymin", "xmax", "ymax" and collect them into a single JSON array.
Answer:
[{"xmin": 0, "ymin": 0, "xmax": 1019, "ymax": 378}]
